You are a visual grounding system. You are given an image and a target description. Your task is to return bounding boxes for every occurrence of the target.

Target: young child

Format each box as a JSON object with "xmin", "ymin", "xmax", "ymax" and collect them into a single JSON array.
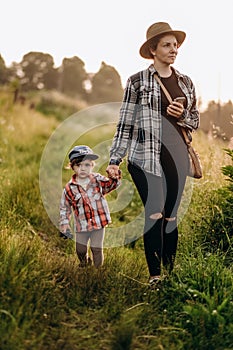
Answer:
[{"xmin": 59, "ymin": 145, "xmax": 121, "ymax": 268}]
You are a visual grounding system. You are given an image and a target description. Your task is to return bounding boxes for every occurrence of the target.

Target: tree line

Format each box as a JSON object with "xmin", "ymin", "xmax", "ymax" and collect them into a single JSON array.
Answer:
[
  {"xmin": 0, "ymin": 52, "xmax": 232, "ymax": 140},
  {"xmin": 0, "ymin": 52, "xmax": 123, "ymax": 104},
  {"xmin": 200, "ymin": 100, "xmax": 233, "ymax": 141}
]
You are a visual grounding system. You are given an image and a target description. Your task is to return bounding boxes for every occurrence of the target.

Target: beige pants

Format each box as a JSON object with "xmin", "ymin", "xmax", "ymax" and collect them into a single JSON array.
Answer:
[{"xmin": 76, "ymin": 228, "xmax": 105, "ymax": 268}]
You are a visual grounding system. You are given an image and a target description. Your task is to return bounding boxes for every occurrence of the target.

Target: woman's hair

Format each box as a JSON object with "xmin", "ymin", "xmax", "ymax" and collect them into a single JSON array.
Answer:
[{"xmin": 149, "ymin": 37, "xmax": 160, "ymax": 52}]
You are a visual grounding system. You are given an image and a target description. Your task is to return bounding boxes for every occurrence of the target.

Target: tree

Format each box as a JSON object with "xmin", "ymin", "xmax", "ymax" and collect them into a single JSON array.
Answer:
[
  {"xmin": 20, "ymin": 52, "xmax": 56, "ymax": 91},
  {"xmin": 0, "ymin": 55, "xmax": 8, "ymax": 85},
  {"xmin": 59, "ymin": 56, "xmax": 87, "ymax": 98},
  {"xmin": 10, "ymin": 78, "xmax": 20, "ymax": 103},
  {"xmin": 90, "ymin": 62, "xmax": 123, "ymax": 104},
  {"xmin": 43, "ymin": 68, "xmax": 59, "ymax": 90},
  {"xmin": 200, "ymin": 100, "xmax": 233, "ymax": 140}
]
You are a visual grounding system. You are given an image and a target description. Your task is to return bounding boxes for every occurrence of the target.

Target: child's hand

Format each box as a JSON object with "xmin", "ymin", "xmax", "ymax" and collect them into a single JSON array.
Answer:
[
  {"xmin": 60, "ymin": 225, "xmax": 73, "ymax": 239},
  {"xmin": 60, "ymin": 224, "xmax": 70, "ymax": 233},
  {"xmin": 106, "ymin": 165, "xmax": 121, "ymax": 179}
]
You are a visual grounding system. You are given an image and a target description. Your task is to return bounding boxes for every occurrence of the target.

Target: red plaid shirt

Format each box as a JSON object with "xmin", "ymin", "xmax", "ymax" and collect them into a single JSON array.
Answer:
[{"xmin": 60, "ymin": 173, "xmax": 120, "ymax": 232}]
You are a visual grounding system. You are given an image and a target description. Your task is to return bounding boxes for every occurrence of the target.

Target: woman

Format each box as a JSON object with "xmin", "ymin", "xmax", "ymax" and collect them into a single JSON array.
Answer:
[{"xmin": 106, "ymin": 22, "xmax": 200, "ymax": 285}]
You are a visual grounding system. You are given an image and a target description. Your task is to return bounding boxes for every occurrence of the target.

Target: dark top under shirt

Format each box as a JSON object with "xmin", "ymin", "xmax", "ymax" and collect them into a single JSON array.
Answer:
[{"xmin": 160, "ymin": 70, "xmax": 187, "ymax": 146}]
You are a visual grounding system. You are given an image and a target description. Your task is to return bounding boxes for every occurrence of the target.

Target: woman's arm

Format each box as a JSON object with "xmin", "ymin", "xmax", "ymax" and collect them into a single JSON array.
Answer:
[
  {"xmin": 109, "ymin": 77, "xmax": 138, "ymax": 164},
  {"xmin": 179, "ymin": 77, "xmax": 200, "ymax": 131}
]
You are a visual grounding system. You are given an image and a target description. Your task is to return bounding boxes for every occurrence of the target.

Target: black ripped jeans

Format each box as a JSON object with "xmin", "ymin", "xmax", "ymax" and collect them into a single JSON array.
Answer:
[{"xmin": 128, "ymin": 142, "xmax": 189, "ymax": 276}]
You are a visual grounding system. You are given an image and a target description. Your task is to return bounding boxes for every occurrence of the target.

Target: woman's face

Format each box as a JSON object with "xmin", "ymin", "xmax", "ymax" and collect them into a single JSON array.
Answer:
[{"xmin": 151, "ymin": 34, "xmax": 178, "ymax": 65}]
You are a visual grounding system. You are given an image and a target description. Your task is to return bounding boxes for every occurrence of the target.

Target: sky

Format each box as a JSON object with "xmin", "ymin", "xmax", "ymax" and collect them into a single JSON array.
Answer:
[{"xmin": 1, "ymin": 0, "xmax": 232, "ymax": 109}]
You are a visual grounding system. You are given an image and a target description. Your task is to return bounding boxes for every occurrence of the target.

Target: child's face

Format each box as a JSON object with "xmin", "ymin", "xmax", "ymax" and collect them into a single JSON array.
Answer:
[{"xmin": 72, "ymin": 159, "xmax": 94, "ymax": 179}]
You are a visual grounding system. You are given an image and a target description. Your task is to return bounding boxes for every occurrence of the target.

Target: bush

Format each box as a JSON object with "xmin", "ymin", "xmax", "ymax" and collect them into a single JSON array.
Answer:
[
  {"xmin": 202, "ymin": 149, "xmax": 233, "ymax": 254},
  {"xmin": 35, "ymin": 90, "xmax": 86, "ymax": 121}
]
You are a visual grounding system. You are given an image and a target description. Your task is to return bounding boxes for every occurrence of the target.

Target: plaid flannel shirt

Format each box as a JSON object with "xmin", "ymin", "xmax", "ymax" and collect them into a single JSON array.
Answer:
[
  {"xmin": 60, "ymin": 173, "xmax": 120, "ymax": 232},
  {"xmin": 110, "ymin": 64, "xmax": 200, "ymax": 176}
]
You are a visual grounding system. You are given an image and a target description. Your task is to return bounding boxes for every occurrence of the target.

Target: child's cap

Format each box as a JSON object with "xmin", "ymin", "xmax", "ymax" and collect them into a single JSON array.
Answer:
[{"xmin": 68, "ymin": 145, "xmax": 99, "ymax": 162}]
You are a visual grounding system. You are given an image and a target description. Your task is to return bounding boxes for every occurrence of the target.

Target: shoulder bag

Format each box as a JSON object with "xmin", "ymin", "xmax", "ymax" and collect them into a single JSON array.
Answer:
[{"xmin": 154, "ymin": 74, "xmax": 203, "ymax": 179}]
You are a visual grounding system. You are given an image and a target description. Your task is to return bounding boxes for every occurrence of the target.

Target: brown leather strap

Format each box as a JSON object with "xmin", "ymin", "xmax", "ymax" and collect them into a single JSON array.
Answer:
[
  {"xmin": 154, "ymin": 74, "xmax": 173, "ymax": 104},
  {"xmin": 180, "ymin": 127, "xmax": 191, "ymax": 145}
]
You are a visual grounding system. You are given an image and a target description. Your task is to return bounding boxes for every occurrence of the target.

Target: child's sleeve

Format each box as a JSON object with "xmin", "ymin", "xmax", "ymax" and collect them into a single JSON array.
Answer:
[
  {"xmin": 96, "ymin": 173, "xmax": 121, "ymax": 195},
  {"xmin": 59, "ymin": 188, "xmax": 72, "ymax": 229}
]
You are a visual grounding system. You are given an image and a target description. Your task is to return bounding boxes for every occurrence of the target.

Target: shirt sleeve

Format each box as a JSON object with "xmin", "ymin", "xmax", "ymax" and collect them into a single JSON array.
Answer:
[
  {"xmin": 109, "ymin": 77, "xmax": 138, "ymax": 164},
  {"xmin": 180, "ymin": 76, "xmax": 200, "ymax": 131},
  {"xmin": 59, "ymin": 188, "xmax": 72, "ymax": 228},
  {"xmin": 95, "ymin": 174, "xmax": 121, "ymax": 195}
]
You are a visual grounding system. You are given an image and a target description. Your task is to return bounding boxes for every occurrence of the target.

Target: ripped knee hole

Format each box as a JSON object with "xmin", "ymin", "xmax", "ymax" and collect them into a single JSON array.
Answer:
[
  {"xmin": 149, "ymin": 212, "xmax": 163, "ymax": 220},
  {"xmin": 165, "ymin": 217, "xmax": 176, "ymax": 222}
]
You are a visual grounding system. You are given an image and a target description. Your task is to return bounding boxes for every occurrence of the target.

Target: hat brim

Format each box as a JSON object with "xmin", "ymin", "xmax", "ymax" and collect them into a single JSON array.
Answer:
[
  {"xmin": 70, "ymin": 154, "xmax": 99, "ymax": 162},
  {"xmin": 139, "ymin": 30, "xmax": 186, "ymax": 59}
]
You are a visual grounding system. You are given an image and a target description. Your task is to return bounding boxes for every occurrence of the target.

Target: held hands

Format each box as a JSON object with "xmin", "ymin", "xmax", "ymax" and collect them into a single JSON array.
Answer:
[
  {"xmin": 106, "ymin": 164, "xmax": 121, "ymax": 179},
  {"xmin": 167, "ymin": 100, "xmax": 184, "ymax": 119}
]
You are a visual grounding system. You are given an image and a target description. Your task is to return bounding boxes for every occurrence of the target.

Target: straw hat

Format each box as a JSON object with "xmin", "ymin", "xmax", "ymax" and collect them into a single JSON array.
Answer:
[{"xmin": 139, "ymin": 22, "xmax": 186, "ymax": 59}]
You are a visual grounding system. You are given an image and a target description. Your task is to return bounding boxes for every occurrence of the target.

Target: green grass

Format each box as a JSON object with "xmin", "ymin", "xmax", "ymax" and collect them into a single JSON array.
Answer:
[{"xmin": 0, "ymin": 90, "xmax": 232, "ymax": 349}]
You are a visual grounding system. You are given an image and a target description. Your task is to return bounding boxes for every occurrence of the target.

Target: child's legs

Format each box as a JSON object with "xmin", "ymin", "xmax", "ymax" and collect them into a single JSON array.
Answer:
[
  {"xmin": 76, "ymin": 231, "xmax": 91, "ymax": 266},
  {"xmin": 89, "ymin": 228, "xmax": 105, "ymax": 268}
]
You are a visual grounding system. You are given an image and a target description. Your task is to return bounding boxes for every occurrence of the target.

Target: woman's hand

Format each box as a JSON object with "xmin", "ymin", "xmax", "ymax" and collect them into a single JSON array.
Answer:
[
  {"xmin": 167, "ymin": 101, "xmax": 184, "ymax": 119},
  {"xmin": 106, "ymin": 164, "xmax": 120, "ymax": 179}
]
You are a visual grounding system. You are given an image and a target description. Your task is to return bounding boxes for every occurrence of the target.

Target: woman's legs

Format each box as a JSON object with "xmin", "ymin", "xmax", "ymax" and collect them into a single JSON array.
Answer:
[
  {"xmin": 160, "ymin": 143, "xmax": 188, "ymax": 272},
  {"xmin": 128, "ymin": 162, "xmax": 164, "ymax": 225},
  {"xmin": 128, "ymin": 140, "xmax": 188, "ymax": 277},
  {"xmin": 128, "ymin": 162, "xmax": 164, "ymax": 277},
  {"xmin": 161, "ymin": 143, "xmax": 187, "ymax": 223},
  {"xmin": 143, "ymin": 217, "xmax": 164, "ymax": 276},
  {"xmin": 162, "ymin": 218, "xmax": 178, "ymax": 273}
]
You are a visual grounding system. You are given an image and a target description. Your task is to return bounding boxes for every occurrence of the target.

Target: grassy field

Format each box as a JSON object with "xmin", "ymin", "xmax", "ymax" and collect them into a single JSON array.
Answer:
[{"xmin": 0, "ymin": 91, "xmax": 232, "ymax": 350}]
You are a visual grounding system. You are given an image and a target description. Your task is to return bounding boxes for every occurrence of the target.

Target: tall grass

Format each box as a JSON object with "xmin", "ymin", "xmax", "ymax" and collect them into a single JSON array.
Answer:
[{"xmin": 0, "ymin": 91, "xmax": 232, "ymax": 349}]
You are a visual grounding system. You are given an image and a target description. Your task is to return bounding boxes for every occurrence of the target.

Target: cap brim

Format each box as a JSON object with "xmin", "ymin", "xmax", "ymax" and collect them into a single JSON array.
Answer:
[
  {"xmin": 70, "ymin": 154, "xmax": 99, "ymax": 162},
  {"xmin": 139, "ymin": 30, "xmax": 186, "ymax": 59}
]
